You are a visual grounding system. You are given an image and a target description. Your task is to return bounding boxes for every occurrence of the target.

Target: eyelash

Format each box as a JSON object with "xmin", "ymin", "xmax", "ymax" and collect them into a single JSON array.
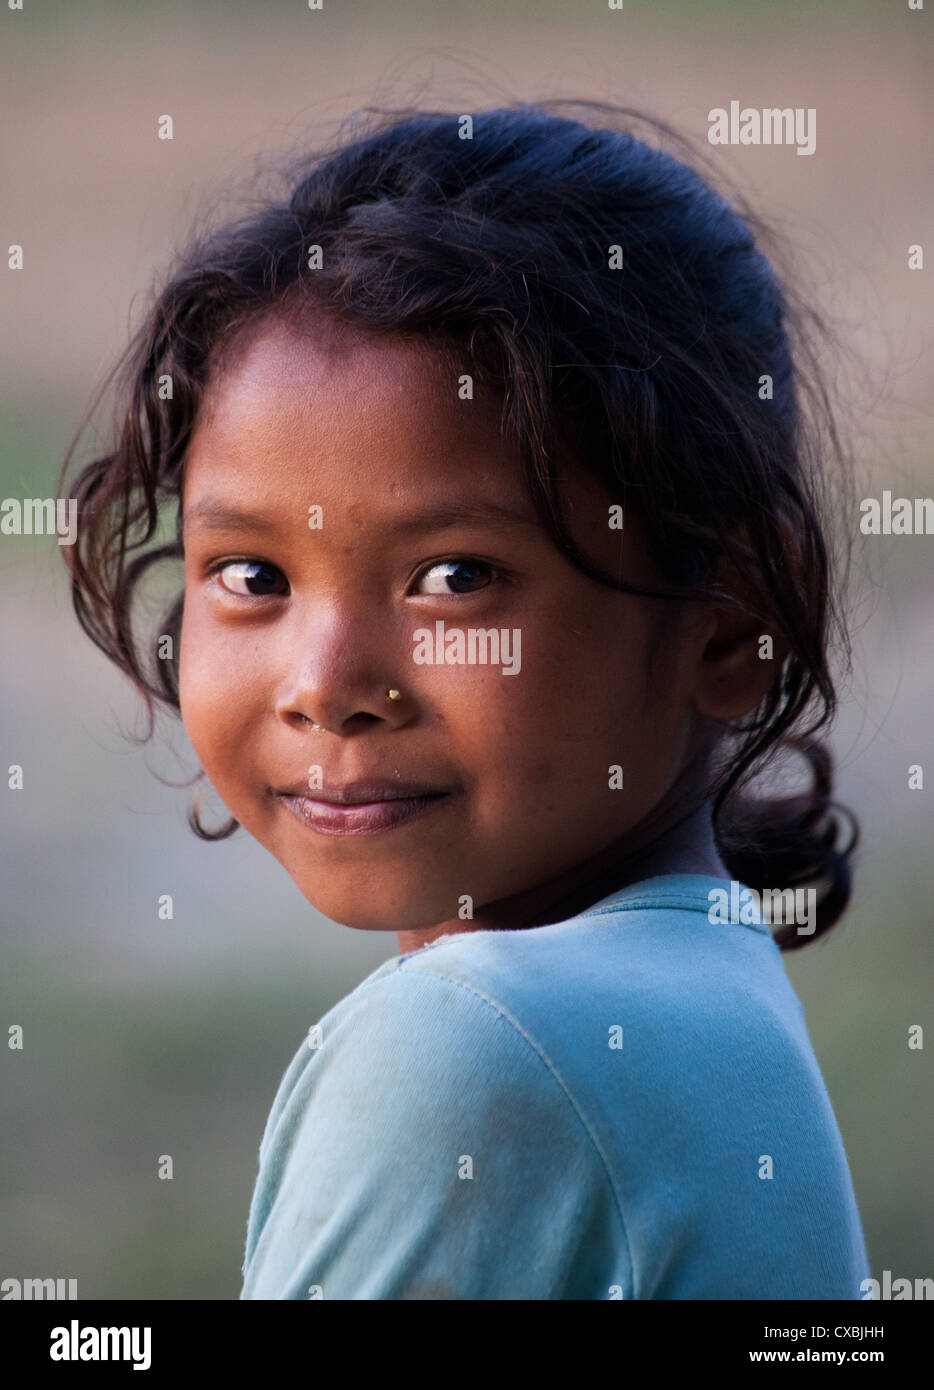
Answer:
[{"xmin": 205, "ymin": 556, "xmax": 501, "ymax": 601}]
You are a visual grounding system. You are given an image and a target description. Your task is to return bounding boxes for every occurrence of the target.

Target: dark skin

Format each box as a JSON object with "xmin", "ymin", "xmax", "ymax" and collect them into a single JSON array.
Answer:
[{"xmin": 178, "ymin": 313, "xmax": 785, "ymax": 951}]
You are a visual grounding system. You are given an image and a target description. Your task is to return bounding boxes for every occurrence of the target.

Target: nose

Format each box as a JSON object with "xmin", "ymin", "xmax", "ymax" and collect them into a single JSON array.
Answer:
[{"xmin": 273, "ymin": 609, "xmax": 411, "ymax": 736}]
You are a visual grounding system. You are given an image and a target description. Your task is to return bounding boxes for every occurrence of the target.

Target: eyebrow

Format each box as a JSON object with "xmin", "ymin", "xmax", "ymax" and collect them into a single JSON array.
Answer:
[
  {"xmin": 182, "ymin": 502, "xmax": 280, "ymax": 535},
  {"xmin": 182, "ymin": 498, "xmax": 542, "ymax": 535}
]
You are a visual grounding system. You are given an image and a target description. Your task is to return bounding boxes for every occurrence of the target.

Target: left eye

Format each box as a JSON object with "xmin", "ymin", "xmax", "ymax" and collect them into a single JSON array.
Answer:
[
  {"xmin": 414, "ymin": 559, "xmax": 494, "ymax": 596},
  {"xmin": 214, "ymin": 560, "xmax": 289, "ymax": 597}
]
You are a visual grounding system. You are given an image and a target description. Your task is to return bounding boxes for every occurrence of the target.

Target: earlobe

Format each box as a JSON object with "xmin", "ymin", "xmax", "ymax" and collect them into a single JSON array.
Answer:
[
  {"xmin": 692, "ymin": 605, "xmax": 788, "ymax": 722},
  {"xmin": 688, "ymin": 535, "xmax": 792, "ymax": 723}
]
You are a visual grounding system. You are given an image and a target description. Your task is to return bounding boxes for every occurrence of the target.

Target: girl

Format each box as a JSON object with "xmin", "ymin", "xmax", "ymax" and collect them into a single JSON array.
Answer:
[{"xmin": 60, "ymin": 101, "xmax": 870, "ymax": 1299}]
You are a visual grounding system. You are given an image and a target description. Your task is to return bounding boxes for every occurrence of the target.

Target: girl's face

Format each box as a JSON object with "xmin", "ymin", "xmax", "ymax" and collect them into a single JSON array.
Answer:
[{"xmin": 178, "ymin": 313, "xmax": 728, "ymax": 940}]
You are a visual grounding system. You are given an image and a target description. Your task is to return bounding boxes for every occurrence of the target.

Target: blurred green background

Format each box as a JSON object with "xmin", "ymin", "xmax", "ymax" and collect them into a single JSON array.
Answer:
[{"xmin": 2, "ymin": 0, "xmax": 931, "ymax": 1298}]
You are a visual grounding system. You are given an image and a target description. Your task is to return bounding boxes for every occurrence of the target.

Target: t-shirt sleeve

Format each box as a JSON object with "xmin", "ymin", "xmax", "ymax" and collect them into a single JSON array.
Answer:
[{"xmin": 240, "ymin": 964, "xmax": 629, "ymax": 1300}]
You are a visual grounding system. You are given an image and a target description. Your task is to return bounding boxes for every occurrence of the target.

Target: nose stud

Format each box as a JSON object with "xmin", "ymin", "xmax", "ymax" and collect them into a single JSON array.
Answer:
[{"xmin": 386, "ymin": 688, "xmax": 402, "ymax": 702}]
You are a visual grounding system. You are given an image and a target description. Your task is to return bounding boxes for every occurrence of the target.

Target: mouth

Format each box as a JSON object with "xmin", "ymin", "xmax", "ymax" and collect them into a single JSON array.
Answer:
[{"xmin": 273, "ymin": 780, "xmax": 457, "ymax": 837}]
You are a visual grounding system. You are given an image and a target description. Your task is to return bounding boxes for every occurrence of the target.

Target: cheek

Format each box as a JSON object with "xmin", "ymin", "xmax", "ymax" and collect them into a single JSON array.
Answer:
[
  {"xmin": 440, "ymin": 640, "xmax": 634, "ymax": 795},
  {"xmin": 177, "ymin": 604, "xmax": 259, "ymax": 776},
  {"xmin": 449, "ymin": 625, "xmax": 684, "ymax": 825}
]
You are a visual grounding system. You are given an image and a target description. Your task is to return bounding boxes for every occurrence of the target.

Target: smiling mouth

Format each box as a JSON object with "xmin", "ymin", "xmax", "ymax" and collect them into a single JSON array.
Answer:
[{"xmin": 274, "ymin": 785, "xmax": 455, "ymax": 836}]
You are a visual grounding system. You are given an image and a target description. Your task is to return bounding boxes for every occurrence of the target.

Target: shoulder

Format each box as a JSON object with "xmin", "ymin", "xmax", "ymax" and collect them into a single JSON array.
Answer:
[
  {"xmin": 383, "ymin": 886, "xmax": 798, "ymax": 1050},
  {"xmin": 373, "ymin": 898, "xmax": 825, "ymax": 1167},
  {"xmin": 245, "ymin": 950, "xmax": 629, "ymax": 1299},
  {"xmin": 294, "ymin": 951, "xmax": 583, "ymax": 1121}
]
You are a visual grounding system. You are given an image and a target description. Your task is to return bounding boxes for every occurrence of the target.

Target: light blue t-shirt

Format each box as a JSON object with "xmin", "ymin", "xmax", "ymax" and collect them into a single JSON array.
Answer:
[{"xmin": 240, "ymin": 874, "xmax": 870, "ymax": 1299}]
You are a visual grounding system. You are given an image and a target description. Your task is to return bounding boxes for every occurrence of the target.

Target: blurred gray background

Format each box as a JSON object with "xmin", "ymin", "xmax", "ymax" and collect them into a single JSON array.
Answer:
[{"xmin": 1, "ymin": 0, "xmax": 932, "ymax": 1297}]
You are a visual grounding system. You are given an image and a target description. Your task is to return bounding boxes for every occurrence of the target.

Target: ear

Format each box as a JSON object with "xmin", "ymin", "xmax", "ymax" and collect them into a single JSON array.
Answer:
[{"xmin": 690, "ymin": 552, "xmax": 791, "ymax": 723}]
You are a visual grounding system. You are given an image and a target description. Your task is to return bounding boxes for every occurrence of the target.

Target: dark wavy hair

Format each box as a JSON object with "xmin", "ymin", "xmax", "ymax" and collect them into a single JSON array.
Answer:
[{"xmin": 58, "ymin": 99, "xmax": 859, "ymax": 949}]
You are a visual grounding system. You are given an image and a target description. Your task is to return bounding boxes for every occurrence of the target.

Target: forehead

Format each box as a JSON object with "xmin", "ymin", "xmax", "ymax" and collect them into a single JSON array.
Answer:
[
  {"xmin": 183, "ymin": 311, "xmax": 527, "ymax": 520},
  {"xmin": 194, "ymin": 312, "xmax": 491, "ymax": 439},
  {"xmin": 181, "ymin": 310, "xmax": 630, "ymax": 565}
]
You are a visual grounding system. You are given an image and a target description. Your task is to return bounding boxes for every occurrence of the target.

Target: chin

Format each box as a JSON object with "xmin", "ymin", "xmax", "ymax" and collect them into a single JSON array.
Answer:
[{"xmin": 290, "ymin": 875, "xmax": 456, "ymax": 936}]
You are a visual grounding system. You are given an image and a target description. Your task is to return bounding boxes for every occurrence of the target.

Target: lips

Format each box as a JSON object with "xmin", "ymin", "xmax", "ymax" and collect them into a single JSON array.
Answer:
[
  {"xmin": 274, "ymin": 779, "xmax": 456, "ymax": 836},
  {"xmin": 276, "ymin": 779, "xmax": 452, "ymax": 805}
]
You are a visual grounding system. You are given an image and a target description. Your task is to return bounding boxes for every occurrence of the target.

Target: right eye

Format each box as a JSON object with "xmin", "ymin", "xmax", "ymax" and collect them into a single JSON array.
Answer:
[{"xmin": 212, "ymin": 560, "xmax": 289, "ymax": 598}]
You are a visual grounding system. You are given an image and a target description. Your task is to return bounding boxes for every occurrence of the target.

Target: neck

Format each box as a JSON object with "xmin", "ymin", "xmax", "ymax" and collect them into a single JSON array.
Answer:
[{"xmin": 396, "ymin": 798, "xmax": 730, "ymax": 954}]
